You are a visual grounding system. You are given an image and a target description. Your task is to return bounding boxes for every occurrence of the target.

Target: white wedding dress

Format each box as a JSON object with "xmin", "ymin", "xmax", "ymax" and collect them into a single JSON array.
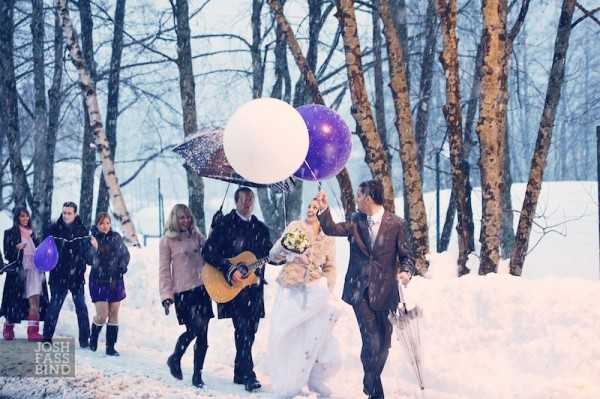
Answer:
[{"xmin": 267, "ymin": 277, "xmax": 342, "ymax": 398}]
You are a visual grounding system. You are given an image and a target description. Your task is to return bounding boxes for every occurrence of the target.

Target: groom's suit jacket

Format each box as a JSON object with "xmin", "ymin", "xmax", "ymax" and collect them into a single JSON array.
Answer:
[{"xmin": 318, "ymin": 208, "xmax": 415, "ymax": 311}]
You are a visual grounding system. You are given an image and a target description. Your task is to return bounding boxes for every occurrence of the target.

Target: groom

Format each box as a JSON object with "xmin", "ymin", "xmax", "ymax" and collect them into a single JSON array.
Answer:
[{"xmin": 315, "ymin": 180, "xmax": 415, "ymax": 399}]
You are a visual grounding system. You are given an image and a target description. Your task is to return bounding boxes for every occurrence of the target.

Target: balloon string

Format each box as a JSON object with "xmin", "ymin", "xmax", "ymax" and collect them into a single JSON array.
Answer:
[
  {"xmin": 303, "ymin": 160, "xmax": 322, "ymax": 191},
  {"xmin": 303, "ymin": 160, "xmax": 345, "ymax": 218}
]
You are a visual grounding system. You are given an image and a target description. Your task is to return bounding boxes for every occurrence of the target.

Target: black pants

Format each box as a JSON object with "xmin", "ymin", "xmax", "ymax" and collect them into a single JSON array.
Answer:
[
  {"xmin": 43, "ymin": 285, "xmax": 90, "ymax": 345},
  {"xmin": 352, "ymin": 291, "xmax": 393, "ymax": 398},
  {"xmin": 232, "ymin": 314, "xmax": 260, "ymax": 381}
]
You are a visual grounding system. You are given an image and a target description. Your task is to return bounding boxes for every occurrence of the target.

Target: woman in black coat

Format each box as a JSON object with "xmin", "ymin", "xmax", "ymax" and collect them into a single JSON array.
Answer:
[
  {"xmin": 88, "ymin": 212, "xmax": 130, "ymax": 356},
  {"xmin": 0, "ymin": 207, "xmax": 49, "ymax": 341}
]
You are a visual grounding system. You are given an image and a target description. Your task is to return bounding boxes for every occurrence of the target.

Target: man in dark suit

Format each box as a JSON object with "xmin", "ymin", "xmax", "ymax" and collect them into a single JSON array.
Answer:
[
  {"xmin": 202, "ymin": 187, "xmax": 272, "ymax": 392},
  {"xmin": 315, "ymin": 180, "xmax": 415, "ymax": 399}
]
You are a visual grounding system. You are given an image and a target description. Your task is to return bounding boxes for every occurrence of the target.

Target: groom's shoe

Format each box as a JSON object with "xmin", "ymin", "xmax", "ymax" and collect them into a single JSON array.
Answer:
[{"xmin": 244, "ymin": 377, "xmax": 261, "ymax": 392}]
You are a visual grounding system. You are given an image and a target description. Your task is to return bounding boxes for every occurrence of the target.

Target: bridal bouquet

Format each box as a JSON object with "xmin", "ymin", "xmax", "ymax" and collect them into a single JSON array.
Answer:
[{"xmin": 281, "ymin": 228, "xmax": 310, "ymax": 254}]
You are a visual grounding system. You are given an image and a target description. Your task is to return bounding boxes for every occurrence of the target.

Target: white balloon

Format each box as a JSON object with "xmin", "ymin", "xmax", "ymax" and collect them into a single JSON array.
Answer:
[{"xmin": 223, "ymin": 98, "xmax": 309, "ymax": 184}]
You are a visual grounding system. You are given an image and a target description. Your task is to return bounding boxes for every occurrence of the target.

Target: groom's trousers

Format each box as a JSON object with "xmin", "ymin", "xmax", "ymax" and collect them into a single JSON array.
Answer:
[{"xmin": 353, "ymin": 289, "xmax": 393, "ymax": 399}]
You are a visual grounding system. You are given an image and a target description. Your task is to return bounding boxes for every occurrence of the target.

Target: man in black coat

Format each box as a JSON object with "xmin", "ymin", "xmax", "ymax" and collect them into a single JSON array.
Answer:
[
  {"xmin": 315, "ymin": 180, "xmax": 416, "ymax": 399},
  {"xmin": 42, "ymin": 202, "xmax": 94, "ymax": 347},
  {"xmin": 202, "ymin": 187, "xmax": 272, "ymax": 392}
]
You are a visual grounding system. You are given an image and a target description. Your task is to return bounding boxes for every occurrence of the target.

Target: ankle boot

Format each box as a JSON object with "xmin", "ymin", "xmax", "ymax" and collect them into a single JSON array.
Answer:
[
  {"xmin": 89, "ymin": 323, "xmax": 103, "ymax": 351},
  {"xmin": 3, "ymin": 323, "xmax": 14, "ymax": 340},
  {"xmin": 27, "ymin": 315, "xmax": 43, "ymax": 342},
  {"xmin": 106, "ymin": 324, "xmax": 120, "ymax": 356},
  {"xmin": 192, "ymin": 341, "xmax": 208, "ymax": 388}
]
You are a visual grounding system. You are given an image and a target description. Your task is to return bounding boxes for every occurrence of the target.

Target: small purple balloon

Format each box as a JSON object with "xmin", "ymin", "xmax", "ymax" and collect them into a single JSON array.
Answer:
[
  {"xmin": 34, "ymin": 236, "xmax": 59, "ymax": 272},
  {"xmin": 294, "ymin": 104, "xmax": 352, "ymax": 181}
]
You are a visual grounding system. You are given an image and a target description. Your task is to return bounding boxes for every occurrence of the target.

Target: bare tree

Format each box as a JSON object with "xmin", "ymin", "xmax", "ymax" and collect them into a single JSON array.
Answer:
[
  {"xmin": 96, "ymin": 0, "xmax": 127, "ymax": 217},
  {"xmin": 378, "ymin": 0, "xmax": 430, "ymax": 274},
  {"xmin": 56, "ymin": 0, "xmax": 140, "ymax": 245},
  {"xmin": 78, "ymin": 0, "xmax": 99, "ymax": 228},
  {"xmin": 499, "ymin": 0, "xmax": 531, "ymax": 258},
  {"xmin": 0, "ymin": 0, "xmax": 30, "ymax": 209},
  {"xmin": 435, "ymin": 0, "xmax": 472, "ymax": 275},
  {"xmin": 335, "ymin": 0, "xmax": 394, "ymax": 212},
  {"xmin": 476, "ymin": 0, "xmax": 508, "ymax": 275},
  {"xmin": 371, "ymin": 3, "xmax": 390, "ymax": 163},
  {"xmin": 510, "ymin": 0, "xmax": 578, "ymax": 275},
  {"xmin": 30, "ymin": 0, "xmax": 50, "ymax": 234},
  {"xmin": 267, "ymin": 0, "xmax": 356, "ymax": 219},
  {"xmin": 415, "ymin": 0, "xmax": 438, "ymax": 176},
  {"xmin": 43, "ymin": 7, "xmax": 65, "ymax": 231},
  {"xmin": 172, "ymin": 0, "xmax": 205, "ymax": 234}
]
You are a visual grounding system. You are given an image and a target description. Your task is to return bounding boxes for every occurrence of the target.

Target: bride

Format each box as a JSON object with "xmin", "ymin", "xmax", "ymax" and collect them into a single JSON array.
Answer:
[{"xmin": 267, "ymin": 199, "xmax": 341, "ymax": 398}]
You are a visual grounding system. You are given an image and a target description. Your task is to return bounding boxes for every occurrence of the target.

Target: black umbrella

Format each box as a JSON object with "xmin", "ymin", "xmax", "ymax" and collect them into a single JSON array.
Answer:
[{"xmin": 172, "ymin": 130, "xmax": 299, "ymax": 193}]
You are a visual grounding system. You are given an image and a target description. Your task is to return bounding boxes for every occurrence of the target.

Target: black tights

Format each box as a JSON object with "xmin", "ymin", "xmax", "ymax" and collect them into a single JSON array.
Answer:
[{"xmin": 173, "ymin": 315, "xmax": 210, "ymax": 373}]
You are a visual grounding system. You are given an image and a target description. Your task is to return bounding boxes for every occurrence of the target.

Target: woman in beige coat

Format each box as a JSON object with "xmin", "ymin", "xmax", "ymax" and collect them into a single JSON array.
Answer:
[
  {"xmin": 159, "ymin": 204, "xmax": 213, "ymax": 389},
  {"xmin": 266, "ymin": 199, "xmax": 342, "ymax": 398}
]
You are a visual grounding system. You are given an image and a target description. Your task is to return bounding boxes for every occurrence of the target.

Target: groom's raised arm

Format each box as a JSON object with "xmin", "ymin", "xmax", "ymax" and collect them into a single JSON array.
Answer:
[{"xmin": 318, "ymin": 207, "xmax": 354, "ymax": 237}]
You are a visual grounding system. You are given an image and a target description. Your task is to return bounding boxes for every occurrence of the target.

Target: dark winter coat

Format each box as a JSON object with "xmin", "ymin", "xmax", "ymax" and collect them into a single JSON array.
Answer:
[
  {"xmin": 89, "ymin": 227, "xmax": 130, "ymax": 284},
  {"xmin": 202, "ymin": 210, "xmax": 272, "ymax": 319},
  {"xmin": 0, "ymin": 226, "xmax": 50, "ymax": 323},
  {"xmin": 318, "ymin": 208, "xmax": 416, "ymax": 311},
  {"xmin": 45, "ymin": 216, "xmax": 94, "ymax": 290}
]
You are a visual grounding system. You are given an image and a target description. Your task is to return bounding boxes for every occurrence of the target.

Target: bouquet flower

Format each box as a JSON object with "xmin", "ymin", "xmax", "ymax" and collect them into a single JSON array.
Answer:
[{"xmin": 281, "ymin": 228, "xmax": 310, "ymax": 254}]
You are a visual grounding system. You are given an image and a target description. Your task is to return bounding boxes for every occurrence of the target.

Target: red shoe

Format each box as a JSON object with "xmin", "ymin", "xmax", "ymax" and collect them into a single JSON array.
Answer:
[
  {"xmin": 27, "ymin": 316, "xmax": 43, "ymax": 342},
  {"xmin": 3, "ymin": 323, "xmax": 14, "ymax": 340}
]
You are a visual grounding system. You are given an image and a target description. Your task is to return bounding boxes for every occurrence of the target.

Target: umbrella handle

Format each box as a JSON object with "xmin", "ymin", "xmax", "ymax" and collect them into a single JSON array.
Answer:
[{"xmin": 398, "ymin": 282, "xmax": 409, "ymax": 314}]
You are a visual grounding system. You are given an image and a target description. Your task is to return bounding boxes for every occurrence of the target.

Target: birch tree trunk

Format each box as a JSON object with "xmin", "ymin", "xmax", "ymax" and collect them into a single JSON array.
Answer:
[
  {"xmin": 378, "ymin": 0, "xmax": 430, "ymax": 274},
  {"xmin": 78, "ymin": 0, "xmax": 97, "ymax": 228},
  {"xmin": 499, "ymin": 0, "xmax": 530, "ymax": 258},
  {"xmin": 475, "ymin": 0, "xmax": 508, "ymax": 275},
  {"xmin": 56, "ymin": 0, "xmax": 140, "ymax": 246},
  {"xmin": 268, "ymin": 0, "xmax": 356, "ymax": 218},
  {"xmin": 173, "ymin": 0, "xmax": 205, "ymax": 234},
  {"xmin": 335, "ymin": 0, "xmax": 394, "ymax": 212},
  {"xmin": 31, "ymin": 0, "xmax": 50, "ymax": 235},
  {"xmin": 510, "ymin": 0, "xmax": 577, "ymax": 275},
  {"xmin": 0, "ymin": 0, "xmax": 30, "ymax": 209},
  {"xmin": 96, "ymin": 0, "xmax": 127, "ymax": 216},
  {"xmin": 390, "ymin": 0, "xmax": 410, "ymax": 92},
  {"xmin": 435, "ymin": 0, "xmax": 472, "ymax": 275}
]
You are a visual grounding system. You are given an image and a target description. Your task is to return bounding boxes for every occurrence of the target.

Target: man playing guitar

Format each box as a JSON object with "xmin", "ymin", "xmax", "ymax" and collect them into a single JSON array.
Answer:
[{"xmin": 202, "ymin": 187, "xmax": 272, "ymax": 392}]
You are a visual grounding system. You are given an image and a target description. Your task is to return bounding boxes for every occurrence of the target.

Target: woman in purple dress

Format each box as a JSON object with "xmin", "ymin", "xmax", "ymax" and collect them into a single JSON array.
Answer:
[{"xmin": 88, "ymin": 212, "xmax": 130, "ymax": 356}]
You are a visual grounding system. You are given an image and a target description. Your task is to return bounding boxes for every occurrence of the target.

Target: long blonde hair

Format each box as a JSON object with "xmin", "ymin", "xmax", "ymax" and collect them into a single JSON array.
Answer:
[{"xmin": 165, "ymin": 204, "xmax": 197, "ymax": 237}]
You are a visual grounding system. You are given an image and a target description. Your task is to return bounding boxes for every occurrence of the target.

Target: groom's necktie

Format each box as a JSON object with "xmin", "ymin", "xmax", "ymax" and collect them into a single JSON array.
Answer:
[{"xmin": 367, "ymin": 216, "xmax": 376, "ymax": 248}]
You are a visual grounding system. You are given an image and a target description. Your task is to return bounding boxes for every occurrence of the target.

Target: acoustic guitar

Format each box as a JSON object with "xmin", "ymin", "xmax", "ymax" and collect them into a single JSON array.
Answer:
[{"xmin": 202, "ymin": 251, "xmax": 269, "ymax": 304}]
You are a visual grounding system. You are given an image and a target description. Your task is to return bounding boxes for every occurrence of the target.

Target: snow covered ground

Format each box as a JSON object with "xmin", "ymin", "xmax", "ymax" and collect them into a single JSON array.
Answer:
[{"xmin": 0, "ymin": 181, "xmax": 599, "ymax": 398}]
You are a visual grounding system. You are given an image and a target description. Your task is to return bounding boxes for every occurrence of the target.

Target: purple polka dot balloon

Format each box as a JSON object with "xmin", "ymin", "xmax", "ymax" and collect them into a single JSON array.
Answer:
[{"xmin": 294, "ymin": 104, "xmax": 352, "ymax": 181}]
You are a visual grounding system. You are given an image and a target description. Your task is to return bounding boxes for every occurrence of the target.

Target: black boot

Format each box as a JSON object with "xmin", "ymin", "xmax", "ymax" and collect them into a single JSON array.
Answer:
[
  {"xmin": 167, "ymin": 330, "xmax": 194, "ymax": 380},
  {"xmin": 192, "ymin": 341, "xmax": 207, "ymax": 388},
  {"xmin": 106, "ymin": 324, "xmax": 120, "ymax": 356},
  {"xmin": 89, "ymin": 323, "xmax": 103, "ymax": 352}
]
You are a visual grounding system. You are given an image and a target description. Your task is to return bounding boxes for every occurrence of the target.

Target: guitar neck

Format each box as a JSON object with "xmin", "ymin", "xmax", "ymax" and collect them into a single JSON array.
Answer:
[{"xmin": 246, "ymin": 257, "xmax": 269, "ymax": 273}]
